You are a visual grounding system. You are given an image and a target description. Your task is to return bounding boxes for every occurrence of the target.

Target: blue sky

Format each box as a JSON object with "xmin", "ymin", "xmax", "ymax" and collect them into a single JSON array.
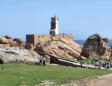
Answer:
[{"xmin": 0, "ymin": 0, "xmax": 112, "ymax": 40}]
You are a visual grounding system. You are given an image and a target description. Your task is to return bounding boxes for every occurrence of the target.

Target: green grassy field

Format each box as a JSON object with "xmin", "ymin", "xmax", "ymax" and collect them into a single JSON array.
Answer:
[{"xmin": 0, "ymin": 62, "xmax": 112, "ymax": 86}]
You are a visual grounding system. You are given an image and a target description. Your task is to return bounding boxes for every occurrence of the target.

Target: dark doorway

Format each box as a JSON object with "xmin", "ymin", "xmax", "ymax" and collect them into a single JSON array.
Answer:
[
  {"xmin": 0, "ymin": 59, "xmax": 4, "ymax": 64},
  {"xmin": 50, "ymin": 56, "xmax": 59, "ymax": 64}
]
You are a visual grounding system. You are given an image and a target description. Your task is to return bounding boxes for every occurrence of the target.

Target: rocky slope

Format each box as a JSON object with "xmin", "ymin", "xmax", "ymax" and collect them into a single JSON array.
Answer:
[
  {"xmin": 81, "ymin": 34, "xmax": 111, "ymax": 59},
  {"xmin": 0, "ymin": 47, "xmax": 39, "ymax": 63},
  {"xmin": 35, "ymin": 37, "xmax": 83, "ymax": 62}
]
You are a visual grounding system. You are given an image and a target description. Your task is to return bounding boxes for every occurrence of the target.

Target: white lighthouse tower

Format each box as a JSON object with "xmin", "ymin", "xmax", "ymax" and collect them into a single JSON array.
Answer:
[{"xmin": 50, "ymin": 16, "xmax": 59, "ymax": 36}]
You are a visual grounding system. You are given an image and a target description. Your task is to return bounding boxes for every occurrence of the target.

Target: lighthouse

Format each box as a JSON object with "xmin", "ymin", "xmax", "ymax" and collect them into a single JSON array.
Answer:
[{"xmin": 50, "ymin": 16, "xmax": 59, "ymax": 36}]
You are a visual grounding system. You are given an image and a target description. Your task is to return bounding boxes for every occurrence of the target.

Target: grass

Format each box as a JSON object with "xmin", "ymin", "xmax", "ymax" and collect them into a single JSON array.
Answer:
[
  {"xmin": 78, "ymin": 58, "xmax": 95, "ymax": 64},
  {"xmin": 0, "ymin": 62, "xmax": 112, "ymax": 86}
]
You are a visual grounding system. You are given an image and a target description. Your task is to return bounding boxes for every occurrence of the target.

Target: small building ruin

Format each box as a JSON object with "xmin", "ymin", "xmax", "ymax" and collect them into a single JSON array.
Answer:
[{"xmin": 26, "ymin": 16, "xmax": 73, "ymax": 47}]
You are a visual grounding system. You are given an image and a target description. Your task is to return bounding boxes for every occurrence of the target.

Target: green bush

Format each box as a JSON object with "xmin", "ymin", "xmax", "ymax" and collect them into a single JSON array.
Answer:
[
  {"xmin": 51, "ymin": 38, "xmax": 54, "ymax": 41},
  {"xmin": 78, "ymin": 58, "xmax": 95, "ymax": 64},
  {"xmin": 48, "ymin": 40, "xmax": 51, "ymax": 44}
]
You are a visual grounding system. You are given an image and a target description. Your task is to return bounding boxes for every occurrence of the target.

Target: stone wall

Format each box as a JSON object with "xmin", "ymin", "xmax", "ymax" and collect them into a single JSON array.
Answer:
[
  {"xmin": 54, "ymin": 34, "xmax": 73, "ymax": 40},
  {"xmin": 26, "ymin": 35, "xmax": 35, "ymax": 45},
  {"xmin": 26, "ymin": 34, "xmax": 73, "ymax": 46},
  {"xmin": 26, "ymin": 34, "xmax": 51, "ymax": 45}
]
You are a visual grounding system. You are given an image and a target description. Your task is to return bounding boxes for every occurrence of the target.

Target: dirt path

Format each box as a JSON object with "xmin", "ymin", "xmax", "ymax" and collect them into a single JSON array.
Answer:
[
  {"xmin": 35, "ymin": 74, "xmax": 112, "ymax": 86},
  {"xmin": 87, "ymin": 74, "xmax": 112, "ymax": 86}
]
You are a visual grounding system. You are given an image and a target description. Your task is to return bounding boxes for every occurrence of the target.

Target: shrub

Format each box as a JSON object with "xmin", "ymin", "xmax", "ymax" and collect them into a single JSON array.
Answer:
[{"xmin": 51, "ymin": 38, "xmax": 54, "ymax": 42}]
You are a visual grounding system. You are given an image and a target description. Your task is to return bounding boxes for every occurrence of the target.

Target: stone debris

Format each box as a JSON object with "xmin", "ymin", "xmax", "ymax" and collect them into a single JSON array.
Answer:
[{"xmin": 34, "ymin": 80, "xmax": 56, "ymax": 86}]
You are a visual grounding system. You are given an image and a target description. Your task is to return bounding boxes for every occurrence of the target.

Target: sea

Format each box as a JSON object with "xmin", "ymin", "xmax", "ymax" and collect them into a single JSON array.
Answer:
[
  {"xmin": 75, "ymin": 40, "xmax": 112, "ymax": 47},
  {"xmin": 24, "ymin": 40, "xmax": 112, "ymax": 47}
]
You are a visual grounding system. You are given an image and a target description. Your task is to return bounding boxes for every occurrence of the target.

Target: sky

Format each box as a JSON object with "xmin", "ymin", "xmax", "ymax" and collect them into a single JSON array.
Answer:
[{"xmin": 0, "ymin": 0, "xmax": 112, "ymax": 41}]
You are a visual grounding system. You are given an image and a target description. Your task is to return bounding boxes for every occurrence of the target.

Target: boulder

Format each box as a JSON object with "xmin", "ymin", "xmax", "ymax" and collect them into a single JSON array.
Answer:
[
  {"xmin": 0, "ymin": 47, "xmax": 40, "ymax": 63},
  {"xmin": 81, "ymin": 34, "xmax": 111, "ymax": 59}
]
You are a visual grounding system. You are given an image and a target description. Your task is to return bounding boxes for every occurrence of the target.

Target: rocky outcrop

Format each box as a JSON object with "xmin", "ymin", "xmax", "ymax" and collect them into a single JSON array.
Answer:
[
  {"xmin": 4, "ymin": 35, "xmax": 12, "ymax": 39},
  {"xmin": 0, "ymin": 35, "xmax": 25, "ymax": 48},
  {"xmin": 81, "ymin": 34, "xmax": 111, "ymax": 59},
  {"xmin": 0, "ymin": 47, "xmax": 39, "ymax": 63},
  {"xmin": 35, "ymin": 37, "xmax": 83, "ymax": 62},
  {"xmin": 25, "ymin": 43, "xmax": 34, "ymax": 50},
  {"xmin": 13, "ymin": 38, "xmax": 23, "ymax": 44}
]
